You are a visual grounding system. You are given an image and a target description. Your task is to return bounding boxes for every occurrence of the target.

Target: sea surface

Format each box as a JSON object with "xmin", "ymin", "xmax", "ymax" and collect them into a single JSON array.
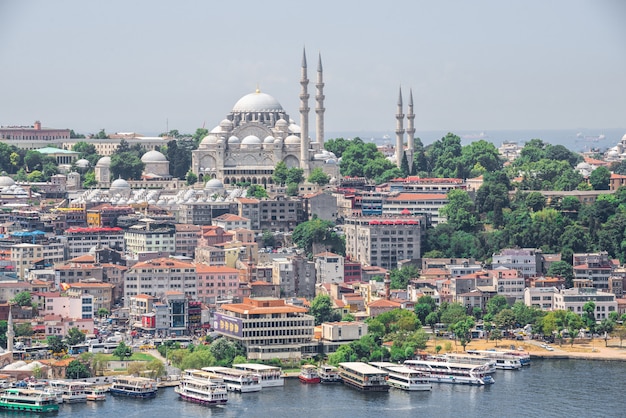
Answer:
[{"xmin": 19, "ymin": 359, "xmax": 625, "ymax": 418}]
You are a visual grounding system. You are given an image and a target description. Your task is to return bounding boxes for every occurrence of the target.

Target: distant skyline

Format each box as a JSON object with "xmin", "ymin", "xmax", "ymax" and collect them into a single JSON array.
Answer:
[{"xmin": 1, "ymin": 0, "xmax": 624, "ymax": 137}]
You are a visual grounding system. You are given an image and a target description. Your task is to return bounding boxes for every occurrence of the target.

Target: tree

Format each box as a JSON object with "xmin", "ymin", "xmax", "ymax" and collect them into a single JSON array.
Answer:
[
  {"xmin": 440, "ymin": 190, "xmax": 479, "ymax": 232},
  {"xmin": 494, "ymin": 309, "xmax": 516, "ymax": 331},
  {"xmin": 247, "ymin": 184, "xmax": 269, "ymax": 199},
  {"xmin": 342, "ymin": 313, "xmax": 356, "ymax": 322},
  {"xmin": 185, "ymin": 170, "xmax": 198, "ymax": 186},
  {"xmin": 486, "ymin": 295, "xmax": 509, "ymax": 317},
  {"xmin": 83, "ymin": 171, "xmax": 97, "ymax": 188},
  {"xmin": 208, "ymin": 338, "xmax": 244, "ymax": 366},
  {"xmin": 111, "ymin": 151, "xmax": 144, "ymax": 180},
  {"xmin": 286, "ymin": 167, "xmax": 304, "ymax": 185},
  {"xmin": 583, "ymin": 301, "xmax": 597, "ymax": 336},
  {"xmin": 97, "ymin": 308, "xmax": 110, "ymax": 318},
  {"xmin": 309, "ymin": 294, "xmax": 340, "ymax": 325},
  {"xmin": 596, "ymin": 319, "xmax": 614, "ymax": 347},
  {"xmin": 439, "ymin": 302, "xmax": 467, "ymax": 326},
  {"xmin": 112, "ymin": 342, "xmax": 132, "ymax": 361},
  {"xmin": 66, "ymin": 327, "xmax": 86, "ymax": 346},
  {"xmin": 308, "ymin": 167, "xmax": 330, "ymax": 186},
  {"xmin": 452, "ymin": 317, "xmax": 475, "ymax": 351},
  {"xmin": 389, "ymin": 265, "xmax": 419, "ymax": 290},
  {"xmin": 11, "ymin": 291, "xmax": 32, "ymax": 307},
  {"xmin": 272, "ymin": 161, "xmax": 288, "ymax": 185},
  {"xmin": 47, "ymin": 335, "xmax": 67, "ymax": 355},
  {"xmin": 589, "ymin": 166, "xmax": 611, "ymax": 190},
  {"xmin": 286, "ymin": 182, "xmax": 299, "ymax": 196},
  {"xmin": 292, "ymin": 218, "xmax": 344, "ymax": 256},
  {"xmin": 14, "ymin": 322, "xmax": 33, "ymax": 337},
  {"xmin": 425, "ymin": 312, "xmax": 439, "ymax": 331},
  {"xmin": 66, "ymin": 359, "xmax": 91, "ymax": 379},
  {"xmin": 547, "ymin": 261, "xmax": 574, "ymax": 287}
]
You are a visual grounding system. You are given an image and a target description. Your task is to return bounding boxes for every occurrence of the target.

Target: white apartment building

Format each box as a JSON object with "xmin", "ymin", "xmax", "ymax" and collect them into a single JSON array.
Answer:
[
  {"xmin": 124, "ymin": 257, "xmax": 197, "ymax": 305},
  {"xmin": 65, "ymin": 227, "xmax": 125, "ymax": 258},
  {"xmin": 315, "ymin": 252, "xmax": 344, "ymax": 284},
  {"xmin": 492, "ymin": 248, "xmax": 541, "ymax": 279},
  {"xmin": 343, "ymin": 216, "xmax": 423, "ymax": 270},
  {"xmin": 524, "ymin": 286, "xmax": 558, "ymax": 310},
  {"xmin": 124, "ymin": 222, "xmax": 176, "ymax": 257},
  {"xmin": 553, "ymin": 288, "xmax": 617, "ymax": 320}
]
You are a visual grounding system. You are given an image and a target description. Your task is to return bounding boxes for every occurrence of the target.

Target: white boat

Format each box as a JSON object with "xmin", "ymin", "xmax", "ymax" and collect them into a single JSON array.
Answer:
[
  {"xmin": 176, "ymin": 369, "xmax": 228, "ymax": 406},
  {"xmin": 404, "ymin": 359, "xmax": 495, "ymax": 385},
  {"xmin": 338, "ymin": 362, "xmax": 390, "ymax": 392},
  {"xmin": 318, "ymin": 364, "xmax": 342, "ymax": 384},
  {"xmin": 465, "ymin": 350, "xmax": 523, "ymax": 370},
  {"xmin": 232, "ymin": 363, "xmax": 284, "ymax": 387},
  {"xmin": 201, "ymin": 366, "xmax": 262, "ymax": 392},
  {"xmin": 501, "ymin": 349, "xmax": 532, "ymax": 366},
  {"xmin": 85, "ymin": 385, "xmax": 107, "ymax": 401},
  {"xmin": 48, "ymin": 380, "xmax": 88, "ymax": 403},
  {"xmin": 431, "ymin": 353, "xmax": 497, "ymax": 374},
  {"xmin": 369, "ymin": 362, "xmax": 432, "ymax": 391},
  {"xmin": 110, "ymin": 376, "xmax": 158, "ymax": 398}
]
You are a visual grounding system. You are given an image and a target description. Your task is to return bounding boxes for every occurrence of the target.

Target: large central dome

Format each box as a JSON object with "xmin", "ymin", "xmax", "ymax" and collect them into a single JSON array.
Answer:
[{"xmin": 232, "ymin": 90, "xmax": 284, "ymax": 113}]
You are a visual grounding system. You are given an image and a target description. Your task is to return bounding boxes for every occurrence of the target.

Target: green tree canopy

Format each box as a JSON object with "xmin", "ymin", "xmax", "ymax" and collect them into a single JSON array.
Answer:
[
  {"xmin": 11, "ymin": 291, "xmax": 32, "ymax": 307},
  {"xmin": 247, "ymin": 184, "xmax": 269, "ymax": 199},
  {"xmin": 308, "ymin": 167, "xmax": 330, "ymax": 186},
  {"xmin": 292, "ymin": 218, "xmax": 344, "ymax": 256},
  {"xmin": 589, "ymin": 166, "xmax": 611, "ymax": 190},
  {"xmin": 66, "ymin": 327, "xmax": 86, "ymax": 346},
  {"xmin": 66, "ymin": 359, "xmax": 91, "ymax": 379},
  {"xmin": 112, "ymin": 342, "xmax": 132, "ymax": 361},
  {"xmin": 309, "ymin": 294, "xmax": 341, "ymax": 325}
]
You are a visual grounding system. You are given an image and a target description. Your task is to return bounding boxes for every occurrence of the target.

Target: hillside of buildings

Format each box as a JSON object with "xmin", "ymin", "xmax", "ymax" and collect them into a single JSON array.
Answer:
[{"xmin": 2, "ymin": 125, "xmax": 626, "ymax": 380}]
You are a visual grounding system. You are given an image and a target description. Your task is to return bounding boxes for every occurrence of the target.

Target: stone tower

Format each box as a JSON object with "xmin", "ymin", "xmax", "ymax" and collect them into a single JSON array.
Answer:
[
  {"xmin": 315, "ymin": 52, "xmax": 325, "ymax": 147},
  {"xmin": 395, "ymin": 87, "xmax": 405, "ymax": 168},
  {"xmin": 406, "ymin": 89, "xmax": 416, "ymax": 173},
  {"xmin": 300, "ymin": 48, "xmax": 310, "ymax": 174},
  {"xmin": 7, "ymin": 304, "xmax": 14, "ymax": 353}
]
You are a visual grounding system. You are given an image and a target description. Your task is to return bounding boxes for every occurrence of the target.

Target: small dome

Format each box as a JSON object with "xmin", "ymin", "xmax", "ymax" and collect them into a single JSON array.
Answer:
[
  {"xmin": 96, "ymin": 156, "xmax": 111, "ymax": 167},
  {"xmin": 232, "ymin": 91, "xmax": 284, "ymax": 113},
  {"xmin": 110, "ymin": 178, "xmax": 130, "ymax": 189},
  {"xmin": 75, "ymin": 159, "xmax": 90, "ymax": 168},
  {"xmin": 142, "ymin": 150, "xmax": 167, "ymax": 163},
  {"xmin": 622, "ymin": 134, "xmax": 626, "ymax": 142},
  {"xmin": 220, "ymin": 119, "xmax": 234, "ymax": 131},
  {"xmin": 276, "ymin": 118, "xmax": 289, "ymax": 129},
  {"xmin": 325, "ymin": 159, "xmax": 337, "ymax": 164},
  {"xmin": 241, "ymin": 135, "xmax": 262, "ymax": 145},
  {"xmin": 264, "ymin": 136, "xmax": 275, "ymax": 144},
  {"xmin": 274, "ymin": 137, "xmax": 283, "ymax": 145},
  {"xmin": 205, "ymin": 178, "xmax": 224, "ymax": 190},
  {"xmin": 0, "ymin": 176, "xmax": 15, "ymax": 187},
  {"xmin": 285, "ymin": 135, "xmax": 301, "ymax": 145},
  {"xmin": 201, "ymin": 135, "xmax": 218, "ymax": 146},
  {"xmin": 314, "ymin": 153, "xmax": 327, "ymax": 160},
  {"xmin": 228, "ymin": 135, "xmax": 240, "ymax": 144}
]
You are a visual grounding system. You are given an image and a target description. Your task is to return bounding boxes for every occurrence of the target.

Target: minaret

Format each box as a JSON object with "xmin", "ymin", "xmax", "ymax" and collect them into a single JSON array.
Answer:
[
  {"xmin": 7, "ymin": 304, "xmax": 15, "ymax": 353},
  {"xmin": 406, "ymin": 88, "xmax": 416, "ymax": 173},
  {"xmin": 300, "ymin": 48, "xmax": 310, "ymax": 174},
  {"xmin": 315, "ymin": 52, "xmax": 325, "ymax": 146},
  {"xmin": 395, "ymin": 87, "xmax": 405, "ymax": 168}
]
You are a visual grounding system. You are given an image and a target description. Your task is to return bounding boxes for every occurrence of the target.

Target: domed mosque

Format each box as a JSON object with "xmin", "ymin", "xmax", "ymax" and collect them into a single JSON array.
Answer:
[
  {"xmin": 141, "ymin": 149, "xmax": 171, "ymax": 179},
  {"xmin": 192, "ymin": 49, "xmax": 339, "ymax": 186}
]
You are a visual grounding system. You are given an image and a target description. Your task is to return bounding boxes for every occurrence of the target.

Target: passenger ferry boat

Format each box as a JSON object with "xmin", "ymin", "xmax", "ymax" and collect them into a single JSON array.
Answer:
[
  {"xmin": 298, "ymin": 364, "xmax": 321, "ymax": 384},
  {"xmin": 338, "ymin": 362, "xmax": 390, "ymax": 392},
  {"xmin": 501, "ymin": 349, "xmax": 531, "ymax": 366},
  {"xmin": 404, "ymin": 360, "xmax": 495, "ymax": 385},
  {"xmin": 466, "ymin": 350, "xmax": 523, "ymax": 370},
  {"xmin": 232, "ymin": 363, "xmax": 284, "ymax": 387},
  {"xmin": 201, "ymin": 366, "xmax": 262, "ymax": 392},
  {"xmin": 0, "ymin": 388, "xmax": 59, "ymax": 412},
  {"xmin": 49, "ymin": 380, "xmax": 88, "ymax": 403},
  {"xmin": 318, "ymin": 364, "xmax": 342, "ymax": 383},
  {"xmin": 431, "ymin": 353, "xmax": 497, "ymax": 374},
  {"xmin": 175, "ymin": 370, "xmax": 228, "ymax": 406},
  {"xmin": 110, "ymin": 376, "xmax": 158, "ymax": 398},
  {"xmin": 85, "ymin": 385, "xmax": 107, "ymax": 401},
  {"xmin": 369, "ymin": 362, "xmax": 432, "ymax": 391}
]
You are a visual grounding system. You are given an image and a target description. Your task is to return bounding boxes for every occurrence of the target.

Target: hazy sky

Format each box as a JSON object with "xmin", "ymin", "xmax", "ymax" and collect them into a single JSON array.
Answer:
[{"xmin": 1, "ymin": 0, "xmax": 624, "ymax": 137}]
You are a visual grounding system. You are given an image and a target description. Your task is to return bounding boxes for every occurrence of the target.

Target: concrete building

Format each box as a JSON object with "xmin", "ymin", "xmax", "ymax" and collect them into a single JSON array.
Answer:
[
  {"xmin": 553, "ymin": 288, "xmax": 617, "ymax": 320},
  {"xmin": 315, "ymin": 252, "xmax": 344, "ymax": 284},
  {"xmin": 214, "ymin": 297, "xmax": 315, "ymax": 360},
  {"xmin": 572, "ymin": 252, "xmax": 614, "ymax": 290},
  {"xmin": 343, "ymin": 216, "xmax": 423, "ymax": 270},
  {"xmin": 65, "ymin": 227, "xmax": 125, "ymax": 259},
  {"xmin": 10, "ymin": 243, "xmax": 65, "ymax": 279},
  {"xmin": 124, "ymin": 221, "xmax": 176, "ymax": 257},
  {"xmin": 524, "ymin": 286, "xmax": 558, "ymax": 310},
  {"xmin": 174, "ymin": 224, "xmax": 201, "ymax": 258},
  {"xmin": 492, "ymin": 248, "xmax": 542, "ymax": 279},
  {"xmin": 66, "ymin": 281, "xmax": 115, "ymax": 313},
  {"xmin": 124, "ymin": 258, "xmax": 197, "ymax": 305},
  {"xmin": 0, "ymin": 121, "xmax": 70, "ymax": 149},
  {"xmin": 195, "ymin": 264, "xmax": 241, "ymax": 305},
  {"xmin": 212, "ymin": 214, "xmax": 251, "ymax": 231}
]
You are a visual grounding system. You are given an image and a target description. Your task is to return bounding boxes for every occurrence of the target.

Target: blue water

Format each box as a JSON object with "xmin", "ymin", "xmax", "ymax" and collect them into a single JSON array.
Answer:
[{"xmin": 17, "ymin": 359, "xmax": 625, "ymax": 418}]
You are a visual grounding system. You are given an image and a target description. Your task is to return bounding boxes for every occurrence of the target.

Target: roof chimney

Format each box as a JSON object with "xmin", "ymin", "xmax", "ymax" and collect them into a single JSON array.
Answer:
[{"xmin": 384, "ymin": 272, "xmax": 391, "ymax": 300}]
